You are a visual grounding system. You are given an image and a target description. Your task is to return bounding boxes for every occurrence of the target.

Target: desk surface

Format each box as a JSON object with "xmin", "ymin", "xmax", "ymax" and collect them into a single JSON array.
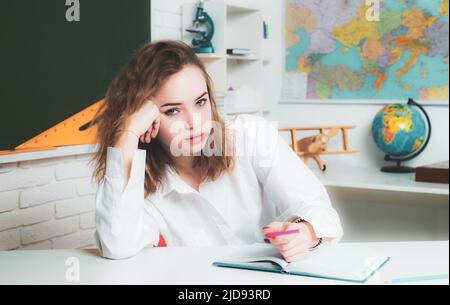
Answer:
[{"xmin": 0, "ymin": 241, "xmax": 448, "ymax": 285}]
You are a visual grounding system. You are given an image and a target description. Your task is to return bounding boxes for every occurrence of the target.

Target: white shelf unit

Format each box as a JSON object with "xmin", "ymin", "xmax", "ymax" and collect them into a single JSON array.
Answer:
[
  {"xmin": 309, "ymin": 166, "xmax": 449, "ymax": 242},
  {"xmin": 311, "ymin": 166, "xmax": 449, "ymax": 196},
  {"xmin": 182, "ymin": 0, "xmax": 272, "ymax": 117}
]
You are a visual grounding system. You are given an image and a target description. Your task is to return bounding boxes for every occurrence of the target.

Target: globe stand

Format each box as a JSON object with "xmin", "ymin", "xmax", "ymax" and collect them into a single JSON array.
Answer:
[
  {"xmin": 381, "ymin": 159, "xmax": 416, "ymax": 173},
  {"xmin": 380, "ymin": 98, "xmax": 432, "ymax": 174}
]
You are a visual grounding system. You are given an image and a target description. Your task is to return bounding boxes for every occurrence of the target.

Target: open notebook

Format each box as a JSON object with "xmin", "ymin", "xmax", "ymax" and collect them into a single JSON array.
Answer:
[{"xmin": 213, "ymin": 243, "xmax": 390, "ymax": 283}]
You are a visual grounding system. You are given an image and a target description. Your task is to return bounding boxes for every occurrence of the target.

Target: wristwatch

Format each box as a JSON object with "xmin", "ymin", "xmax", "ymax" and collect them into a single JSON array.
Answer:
[
  {"xmin": 288, "ymin": 215, "xmax": 323, "ymax": 249},
  {"xmin": 287, "ymin": 216, "xmax": 306, "ymax": 223},
  {"xmin": 288, "ymin": 216, "xmax": 306, "ymax": 224}
]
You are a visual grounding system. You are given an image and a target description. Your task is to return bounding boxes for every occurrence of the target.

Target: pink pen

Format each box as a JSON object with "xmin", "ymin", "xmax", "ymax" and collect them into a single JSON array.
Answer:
[{"xmin": 264, "ymin": 229, "xmax": 300, "ymax": 239}]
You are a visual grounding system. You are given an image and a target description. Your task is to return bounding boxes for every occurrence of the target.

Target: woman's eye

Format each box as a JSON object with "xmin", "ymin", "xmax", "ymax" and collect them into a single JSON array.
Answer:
[
  {"xmin": 165, "ymin": 108, "xmax": 179, "ymax": 116},
  {"xmin": 196, "ymin": 98, "xmax": 208, "ymax": 107}
]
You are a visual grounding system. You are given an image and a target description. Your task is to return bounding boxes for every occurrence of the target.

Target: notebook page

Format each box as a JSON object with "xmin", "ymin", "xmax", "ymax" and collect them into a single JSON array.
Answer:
[
  {"xmin": 286, "ymin": 243, "xmax": 388, "ymax": 281},
  {"xmin": 219, "ymin": 243, "xmax": 289, "ymax": 270}
]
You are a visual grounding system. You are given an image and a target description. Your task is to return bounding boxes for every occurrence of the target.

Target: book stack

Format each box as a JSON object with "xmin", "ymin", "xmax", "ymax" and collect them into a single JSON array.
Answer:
[
  {"xmin": 416, "ymin": 161, "xmax": 449, "ymax": 184},
  {"xmin": 215, "ymin": 91, "xmax": 227, "ymax": 118}
]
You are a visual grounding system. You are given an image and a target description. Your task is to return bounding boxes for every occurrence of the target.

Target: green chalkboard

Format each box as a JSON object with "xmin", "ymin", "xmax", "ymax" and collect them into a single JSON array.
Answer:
[{"xmin": 0, "ymin": 0, "xmax": 151, "ymax": 150}]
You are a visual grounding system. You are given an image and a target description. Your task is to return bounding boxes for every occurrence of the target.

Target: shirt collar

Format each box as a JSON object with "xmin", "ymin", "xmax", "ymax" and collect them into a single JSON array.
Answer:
[{"xmin": 159, "ymin": 166, "xmax": 197, "ymax": 197}]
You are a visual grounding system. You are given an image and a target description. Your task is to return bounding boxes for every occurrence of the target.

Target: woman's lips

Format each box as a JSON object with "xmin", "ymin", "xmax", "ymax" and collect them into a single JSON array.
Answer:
[{"xmin": 186, "ymin": 133, "xmax": 205, "ymax": 144}]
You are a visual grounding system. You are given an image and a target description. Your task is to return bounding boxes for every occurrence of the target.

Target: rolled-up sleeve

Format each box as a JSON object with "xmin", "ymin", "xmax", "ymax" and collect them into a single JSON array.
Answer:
[
  {"xmin": 246, "ymin": 116, "xmax": 343, "ymax": 240},
  {"xmin": 95, "ymin": 147, "xmax": 160, "ymax": 259}
]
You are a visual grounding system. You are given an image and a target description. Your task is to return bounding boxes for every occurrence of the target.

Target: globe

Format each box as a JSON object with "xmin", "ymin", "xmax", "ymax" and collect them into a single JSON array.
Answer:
[{"xmin": 371, "ymin": 99, "xmax": 431, "ymax": 173}]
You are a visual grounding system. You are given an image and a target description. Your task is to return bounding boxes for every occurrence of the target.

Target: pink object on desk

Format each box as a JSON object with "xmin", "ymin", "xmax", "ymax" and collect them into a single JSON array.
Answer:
[{"xmin": 264, "ymin": 229, "xmax": 300, "ymax": 239}]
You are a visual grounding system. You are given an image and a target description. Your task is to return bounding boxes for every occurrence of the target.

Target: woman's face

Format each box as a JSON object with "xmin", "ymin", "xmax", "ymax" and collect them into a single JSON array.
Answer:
[{"xmin": 152, "ymin": 65, "xmax": 213, "ymax": 157}]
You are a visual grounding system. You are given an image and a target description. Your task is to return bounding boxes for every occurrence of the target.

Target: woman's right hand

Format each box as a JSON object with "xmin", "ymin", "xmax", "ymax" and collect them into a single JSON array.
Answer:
[{"xmin": 125, "ymin": 100, "xmax": 161, "ymax": 144}]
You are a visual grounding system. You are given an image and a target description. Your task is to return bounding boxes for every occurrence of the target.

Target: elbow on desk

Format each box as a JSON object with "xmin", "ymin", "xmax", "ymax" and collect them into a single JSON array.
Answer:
[{"xmin": 94, "ymin": 230, "xmax": 141, "ymax": 260}]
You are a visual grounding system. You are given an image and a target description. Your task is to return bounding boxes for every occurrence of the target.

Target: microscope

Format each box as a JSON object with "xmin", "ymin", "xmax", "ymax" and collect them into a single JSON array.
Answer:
[{"xmin": 185, "ymin": 0, "xmax": 215, "ymax": 53}]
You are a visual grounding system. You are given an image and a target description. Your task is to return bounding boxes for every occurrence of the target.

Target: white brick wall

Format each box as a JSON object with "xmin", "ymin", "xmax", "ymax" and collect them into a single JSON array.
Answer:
[
  {"xmin": 0, "ymin": 155, "xmax": 98, "ymax": 251},
  {"xmin": 151, "ymin": 0, "xmax": 183, "ymax": 41},
  {"xmin": 0, "ymin": 1, "xmax": 185, "ymax": 251}
]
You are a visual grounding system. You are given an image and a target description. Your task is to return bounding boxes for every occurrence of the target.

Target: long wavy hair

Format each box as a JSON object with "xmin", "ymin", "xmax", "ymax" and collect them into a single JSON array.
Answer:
[{"xmin": 90, "ymin": 40, "xmax": 235, "ymax": 197}]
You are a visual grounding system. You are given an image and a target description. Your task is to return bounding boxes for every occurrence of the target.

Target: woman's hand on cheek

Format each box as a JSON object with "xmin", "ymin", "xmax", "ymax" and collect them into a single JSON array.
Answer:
[
  {"xmin": 140, "ymin": 114, "xmax": 161, "ymax": 144},
  {"xmin": 123, "ymin": 100, "xmax": 161, "ymax": 144},
  {"xmin": 262, "ymin": 221, "xmax": 318, "ymax": 263}
]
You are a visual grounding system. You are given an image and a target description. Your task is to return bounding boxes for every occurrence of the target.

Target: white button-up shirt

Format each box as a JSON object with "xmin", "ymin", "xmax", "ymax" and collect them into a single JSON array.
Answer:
[{"xmin": 95, "ymin": 115, "xmax": 343, "ymax": 259}]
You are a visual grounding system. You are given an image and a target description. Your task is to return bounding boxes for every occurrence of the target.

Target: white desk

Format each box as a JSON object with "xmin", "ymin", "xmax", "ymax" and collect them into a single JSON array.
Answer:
[{"xmin": 0, "ymin": 241, "xmax": 448, "ymax": 285}]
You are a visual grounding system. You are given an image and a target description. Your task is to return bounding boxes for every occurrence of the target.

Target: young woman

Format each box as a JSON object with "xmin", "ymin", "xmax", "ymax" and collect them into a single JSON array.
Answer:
[{"xmin": 91, "ymin": 40, "xmax": 343, "ymax": 260}]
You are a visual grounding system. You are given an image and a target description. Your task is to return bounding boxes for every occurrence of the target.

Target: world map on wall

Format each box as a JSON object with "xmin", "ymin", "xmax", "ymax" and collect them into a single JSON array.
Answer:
[{"xmin": 285, "ymin": 0, "xmax": 449, "ymax": 100}]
